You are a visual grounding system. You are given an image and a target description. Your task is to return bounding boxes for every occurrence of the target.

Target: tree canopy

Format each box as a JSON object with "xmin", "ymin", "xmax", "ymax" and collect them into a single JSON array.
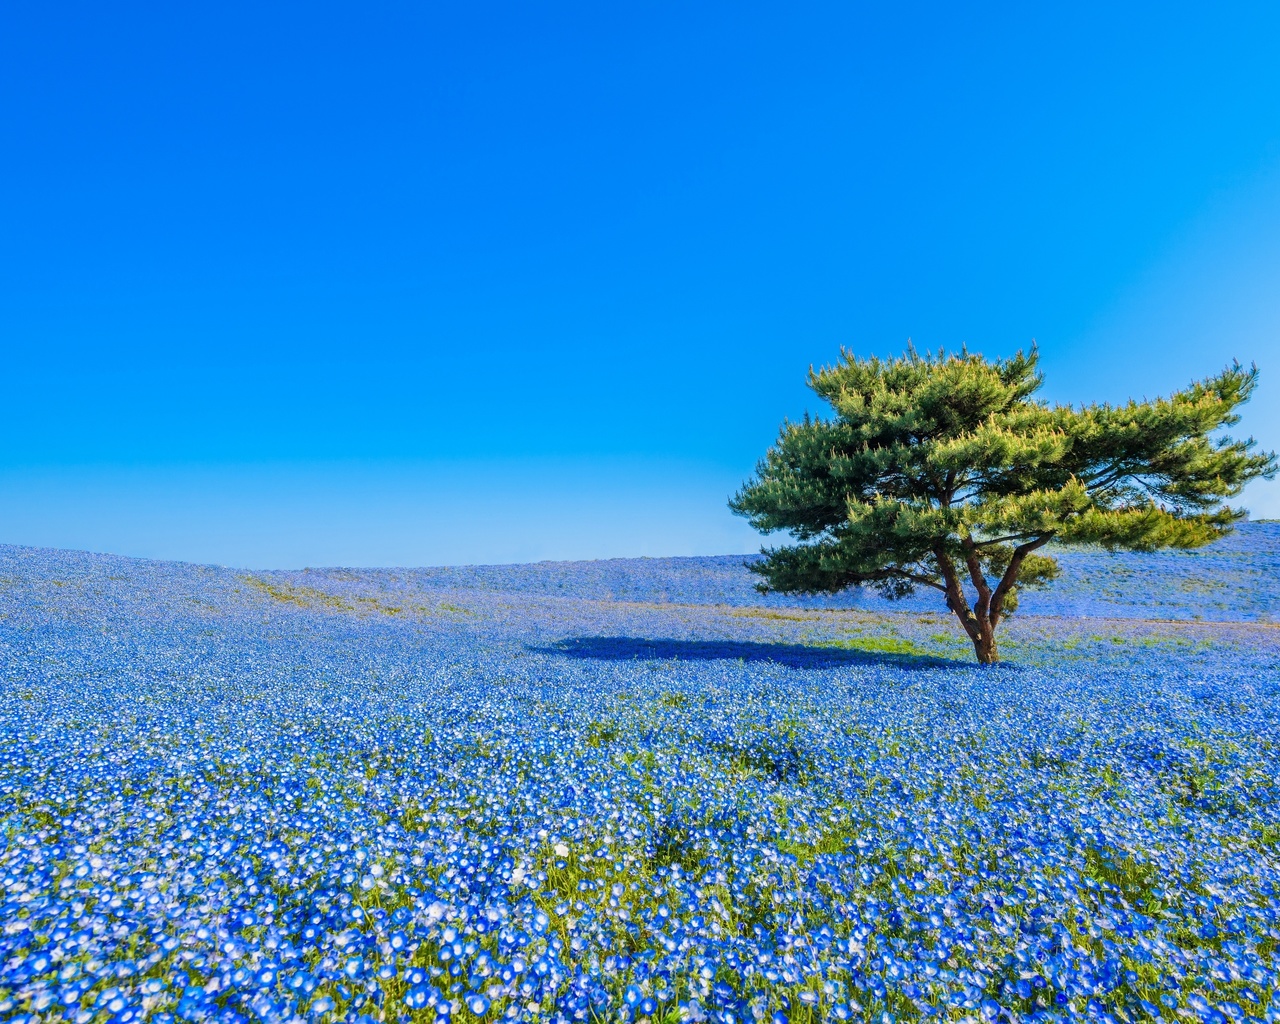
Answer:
[{"xmin": 730, "ymin": 347, "xmax": 1275, "ymax": 663}]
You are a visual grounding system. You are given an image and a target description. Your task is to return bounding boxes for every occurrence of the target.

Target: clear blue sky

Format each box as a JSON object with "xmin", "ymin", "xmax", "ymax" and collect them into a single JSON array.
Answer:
[{"xmin": 3, "ymin": 2, "xmax": 1279, "ymax": 567}]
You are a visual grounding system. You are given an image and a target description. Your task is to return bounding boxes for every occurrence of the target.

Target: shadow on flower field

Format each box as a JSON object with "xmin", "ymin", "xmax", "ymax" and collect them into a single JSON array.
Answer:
[{"xmin": 543, "ymin": 635, "xmax": 958, "ymax": 669}]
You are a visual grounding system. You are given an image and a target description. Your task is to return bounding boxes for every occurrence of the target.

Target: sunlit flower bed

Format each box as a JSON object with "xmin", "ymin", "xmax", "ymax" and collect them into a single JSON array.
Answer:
[{"xmin": 1, "ymin": 537, "xmax": 1278, "ymax": 1024}]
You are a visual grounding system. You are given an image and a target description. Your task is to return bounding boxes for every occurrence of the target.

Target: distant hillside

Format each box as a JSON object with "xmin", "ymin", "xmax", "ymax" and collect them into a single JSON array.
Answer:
[
  {"xmin": 3, "ymin": 522, "xmax": 1276, "ymax": 622},
  {"xmin": 295, "ymin": 521, "xmax": 1276, "ymax": 621}
]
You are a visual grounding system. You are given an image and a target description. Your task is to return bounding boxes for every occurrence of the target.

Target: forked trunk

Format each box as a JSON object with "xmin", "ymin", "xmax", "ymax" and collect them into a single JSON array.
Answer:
[{"xmin": 935, "ymin": 546, "xmax": 1002, "ymax": 665}]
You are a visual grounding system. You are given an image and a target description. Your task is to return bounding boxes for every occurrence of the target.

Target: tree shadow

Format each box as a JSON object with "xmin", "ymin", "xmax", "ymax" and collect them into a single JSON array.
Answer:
[{"xmin": 539, "ymin": 636, "xmax": 959, "ymax": 670}]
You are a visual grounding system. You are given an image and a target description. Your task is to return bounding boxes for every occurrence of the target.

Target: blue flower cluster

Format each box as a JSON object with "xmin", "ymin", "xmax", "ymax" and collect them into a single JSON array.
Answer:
[{"xmin": 0, "ymin": 536, "xmax": 1277, "ymax": 1024}]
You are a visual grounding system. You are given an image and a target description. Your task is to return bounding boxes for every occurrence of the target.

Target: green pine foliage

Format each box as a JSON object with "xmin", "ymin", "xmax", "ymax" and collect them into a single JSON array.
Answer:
[{"xmin": 730, "ymin": 346, "xmax": 1275, "ymax": 663}]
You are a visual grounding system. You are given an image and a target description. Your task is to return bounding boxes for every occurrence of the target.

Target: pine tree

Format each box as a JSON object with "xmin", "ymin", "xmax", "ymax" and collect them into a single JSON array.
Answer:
[{"xmin": 730, "ymin": 346, "xmax": 1275, "ymax": 664}]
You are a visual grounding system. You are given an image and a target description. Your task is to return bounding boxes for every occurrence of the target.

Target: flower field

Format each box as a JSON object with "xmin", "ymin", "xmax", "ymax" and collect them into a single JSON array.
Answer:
[{"xmin": 1, "ymin": 532, "xmax": 1278, "ymax": 1024}]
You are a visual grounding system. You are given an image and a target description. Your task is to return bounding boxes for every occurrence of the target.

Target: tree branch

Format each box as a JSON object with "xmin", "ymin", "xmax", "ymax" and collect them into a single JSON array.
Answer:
[
  {"xmin": 971, "ymin": 533, "xmax": 1036, "ymax": 548},
  {"xmin": 989, "ymin": 534, "xmax": 1053, "ymax": 628},
  {"xmin": 899, "ymin": 572, "xmax": 948, "ymax": 593},
  {"xmin": 934, "ymin": 546, "xmax": 980, "ymax": 642},
  {"xmin": 960, "ymin": 535, "xmax": 993, "ymax": 620},
  {"xmin": 851, "ymin": 568, "xmax": 948, "ymax": 593}
]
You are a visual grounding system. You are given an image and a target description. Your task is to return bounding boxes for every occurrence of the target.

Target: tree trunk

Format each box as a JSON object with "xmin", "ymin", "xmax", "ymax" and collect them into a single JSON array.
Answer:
[
  {"xmin": 935, "ymin": 545, "xmax": 1001, "ymax": 665},
  {"xmin": 971, "ymin": 627, "xmax": 999, "ymax": 665}
]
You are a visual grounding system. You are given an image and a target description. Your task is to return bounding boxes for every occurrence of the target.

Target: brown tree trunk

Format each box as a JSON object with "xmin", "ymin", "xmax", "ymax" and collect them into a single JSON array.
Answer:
[
  {"xmin": 936, "ymin": 545, "xmax": 1001, "ymax": 665},
  {"xmin": 972, "ymin": 626, "xmax": 999, "ymax": 665}
]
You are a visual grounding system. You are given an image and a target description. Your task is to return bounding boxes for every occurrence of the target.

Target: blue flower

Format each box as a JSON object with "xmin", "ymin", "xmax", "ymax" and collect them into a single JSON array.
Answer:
[{"xmin": 1, "ymin": 534, "xmax": 1278, "ymax": 1024}]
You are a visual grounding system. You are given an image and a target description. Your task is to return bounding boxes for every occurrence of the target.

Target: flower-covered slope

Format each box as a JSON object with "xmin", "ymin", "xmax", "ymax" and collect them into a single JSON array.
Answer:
[
  {"xmin": 0, "ymin": 539, "xmax": 1277, "ymax": 1024},
  {"xmin": 270, "ymin": 522, "xmax": 1280, "ymax": 621}
]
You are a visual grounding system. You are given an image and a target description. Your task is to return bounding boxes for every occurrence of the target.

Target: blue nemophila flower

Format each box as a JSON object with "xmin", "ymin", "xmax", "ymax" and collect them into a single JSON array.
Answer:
[
  {"xmin": 1, "ymin": 538, "xmax": 1279, "ymax": 1022},
  {"xmin": 404, "ymin": 985, "xmax": 431, "ymax": 1009}
]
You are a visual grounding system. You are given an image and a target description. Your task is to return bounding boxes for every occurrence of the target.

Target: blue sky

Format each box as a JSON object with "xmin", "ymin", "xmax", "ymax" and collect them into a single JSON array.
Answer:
[{"xmin": 3, "ymin": 2, "xmax": 1279, "ymax": 567}]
